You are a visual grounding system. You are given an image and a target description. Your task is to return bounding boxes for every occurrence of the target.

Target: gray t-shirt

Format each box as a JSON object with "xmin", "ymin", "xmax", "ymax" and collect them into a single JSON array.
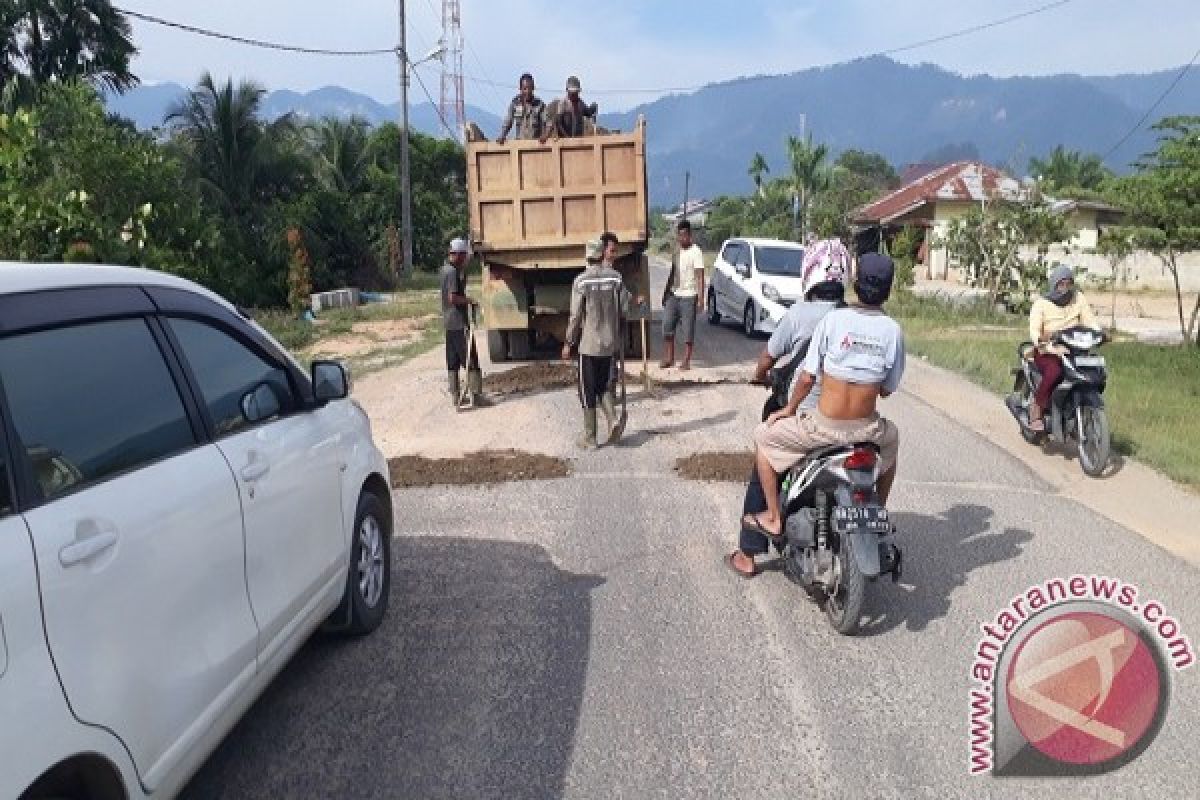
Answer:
[
  {"xmin": 766, "ymin": 301, "xmax": 836, "ymax": 408},
  {"xmin": 803, "ymin": 306, "xmax": 905, "ymax": 394},
  {"xmin": 440, "ymin": 263, "xmax": 467, "ymax": 331}
]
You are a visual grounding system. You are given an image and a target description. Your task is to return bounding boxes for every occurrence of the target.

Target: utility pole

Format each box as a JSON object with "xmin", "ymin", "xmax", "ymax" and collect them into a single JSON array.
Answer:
[
  {"xmin": 681, "ymin": 171, "xmax": 690, "ymax": 227},
  {"xmin": 397, "ymin": 0, "xmax": 414, "ymax": 278}
]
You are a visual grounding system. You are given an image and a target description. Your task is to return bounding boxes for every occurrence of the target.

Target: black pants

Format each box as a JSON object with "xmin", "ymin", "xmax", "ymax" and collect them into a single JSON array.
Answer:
[
  {"xmin": 740, "ymin": 393, "xmax": 783, "ymax": 556},
  {"xmin": 445, "ymin": 329, "xmax": 479, "ymax": 371},
  {"xmin": 577, "ymin": 354, "xmax": 613, "ymax": 409}
]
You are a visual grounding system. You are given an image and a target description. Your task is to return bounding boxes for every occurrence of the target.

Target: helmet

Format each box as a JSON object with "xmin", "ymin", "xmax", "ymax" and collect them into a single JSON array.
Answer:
[{"xmin": 800, "ymin": 238, "xmax": 851, "ymax": 301}]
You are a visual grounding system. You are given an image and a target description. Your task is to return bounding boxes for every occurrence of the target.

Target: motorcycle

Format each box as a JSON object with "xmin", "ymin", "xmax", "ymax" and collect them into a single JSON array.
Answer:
[
  {"xmin": 1005, "ymin": 325, "xmax": 1111, "ymax": 477},
  {"xmin": 776, "ymin": 442, "xmax": 902, "ymax": 635}
]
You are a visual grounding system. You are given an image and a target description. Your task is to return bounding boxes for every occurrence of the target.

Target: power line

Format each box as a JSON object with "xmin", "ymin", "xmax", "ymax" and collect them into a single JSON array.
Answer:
[
  {"xmin": 462, "ymin": 0, "xmax": 1075, "ymax": 96},
  {"xmin": 412, "ymin": 64, "xmax": 458, "ymax": 139},
  {"xmin": 117, "ymin": 7, "xmax": 397, "ymax": 56},
  {"xmin": 1101, "ymin": 45, "xmax": 1200, "ymax": 160}
]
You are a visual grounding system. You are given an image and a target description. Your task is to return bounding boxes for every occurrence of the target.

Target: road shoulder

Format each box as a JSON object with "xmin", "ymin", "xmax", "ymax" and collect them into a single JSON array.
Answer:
[{"xmin": 902, "ymin": 356, "xmax": 1200, "ymax": 568}]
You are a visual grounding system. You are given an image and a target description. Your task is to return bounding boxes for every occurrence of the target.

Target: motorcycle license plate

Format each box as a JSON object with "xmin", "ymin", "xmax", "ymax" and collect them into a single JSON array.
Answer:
[
  {"xmin": 1075, "ymin": 355, "xmax": 1105, "ymax": 368},
  {"xmin": 832, "ymin": 506, "xmax": 891, "ymax": 534}
]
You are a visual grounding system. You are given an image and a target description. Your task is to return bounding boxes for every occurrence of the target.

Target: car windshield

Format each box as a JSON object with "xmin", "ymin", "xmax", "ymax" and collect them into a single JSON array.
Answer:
[{"xmin": 755, "ymin": 246, "xmax": 804, "ymax": 276}]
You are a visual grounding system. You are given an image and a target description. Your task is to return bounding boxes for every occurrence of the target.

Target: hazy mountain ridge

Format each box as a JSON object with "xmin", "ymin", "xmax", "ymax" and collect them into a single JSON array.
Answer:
[{"xmin": 106, "ymin": 57, "xmax": 1199, "ymax": 203}]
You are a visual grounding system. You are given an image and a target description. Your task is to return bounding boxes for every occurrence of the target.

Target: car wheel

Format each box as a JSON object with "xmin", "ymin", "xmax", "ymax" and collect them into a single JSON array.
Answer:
[
  {"xmin": 707, "ymin": 288, "xmax": 721, "ymax": 325},
  {"xmin": 743, "ymin": 302, "xmax": 756, "ymax": 337},
  {"xmin": 345, "ymin": 490, "xmax": 390, "ymax": 635}
]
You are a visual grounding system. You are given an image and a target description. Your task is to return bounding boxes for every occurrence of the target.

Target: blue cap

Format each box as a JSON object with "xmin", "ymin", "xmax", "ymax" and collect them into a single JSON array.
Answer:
[{"xmin": 857, "ymin": 252, "xmax": 895, "ymax": 289}]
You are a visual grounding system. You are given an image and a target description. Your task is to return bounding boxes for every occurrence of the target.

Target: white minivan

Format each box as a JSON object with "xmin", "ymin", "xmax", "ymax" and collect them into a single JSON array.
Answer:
[
  {"xmin": 0, "ymin": 263, "xmax": 393, "ymax": 800},
  {"xmin": 707, "ymin": 237, "xmax": 807, "ymax": 336}
]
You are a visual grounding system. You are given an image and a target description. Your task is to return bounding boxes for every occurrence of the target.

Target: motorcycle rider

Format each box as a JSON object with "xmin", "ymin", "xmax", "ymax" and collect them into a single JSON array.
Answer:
[
  {"xmin": 1025, "ymin": 264, "xmax": 1099, "ymax": 432},
  {"xmin": 737, "ymin": 241, "xmax": 850, "ymax": 572},
  {"xmin": 733, "ymin": 253, "xmax": 904, "ymax": 573}
]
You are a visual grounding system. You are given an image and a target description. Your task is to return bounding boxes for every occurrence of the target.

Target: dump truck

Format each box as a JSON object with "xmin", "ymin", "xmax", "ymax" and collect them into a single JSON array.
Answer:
[{"xmin": 464, "ymin": 118, "xmax": 651, "ymax": 361}]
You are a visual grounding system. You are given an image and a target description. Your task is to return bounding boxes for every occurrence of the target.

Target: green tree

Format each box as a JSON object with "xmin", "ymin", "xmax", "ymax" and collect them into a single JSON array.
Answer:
[
  {"xmin": 311, "ymin": 115, "xmax": 372, "ymax": 194},
  {"xmin": 4, "ymin": 0, "xmax": 137, "ymax": 94},
  {"xmin": 0, "ymin": 81, "xmax": 211, "ymax": 268},
  {"xmin": 747, "ymin": 152, "xmax": 769, "ymax": 196},
  {"xmin": 1112, "ymin": 116, "xmax": 1200, "ymax": 344},
  {"xmin": 835, "ymin": 148, "xmax": 899, "ymax": 190},
  {"xmin": 1093, "ymin": 227, "xmax": 1135, "ymax": 329},
  {"xmin": 937, "ymin": 192, "xmax": 1069, "ymax": 311},
  {"xmin": 1029, "ymin": 145, "xmax": 1112, "ymax": 192},
  {"xmin": 785, "ymin": 133, "xmax": 830, "ymax": 237}
]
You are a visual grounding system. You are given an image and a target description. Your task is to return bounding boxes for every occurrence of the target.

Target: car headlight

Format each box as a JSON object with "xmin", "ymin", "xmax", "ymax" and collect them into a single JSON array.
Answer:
[{"xmin": 761, "ymin": 283, "xmax": 782, "ymax": 303}]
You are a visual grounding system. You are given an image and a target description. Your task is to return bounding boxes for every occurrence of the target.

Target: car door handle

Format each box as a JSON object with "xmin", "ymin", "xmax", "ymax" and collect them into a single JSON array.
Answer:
[
  {"xmin": 241, "ymin": 460, "xmax": 270, "ymax": 482},
  {"xmin": 59, "ymin": 529, "xmax": 118, "ymax": 567}
]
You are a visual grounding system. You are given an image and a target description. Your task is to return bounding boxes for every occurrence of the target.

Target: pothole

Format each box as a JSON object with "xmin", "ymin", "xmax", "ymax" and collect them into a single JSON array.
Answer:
[
  {"xmin": 674, "ymin": 451, "xmax": 755, "ymax": 482},
  {"xmin": 389, "ymin": 449, "xmax": 571, "ymax": 488}
]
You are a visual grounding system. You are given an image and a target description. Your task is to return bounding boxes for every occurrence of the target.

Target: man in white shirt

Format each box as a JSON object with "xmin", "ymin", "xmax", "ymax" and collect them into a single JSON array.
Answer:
[{"xmin": 660, "ymin": 219, "xmax": 706, "ymax": 370}]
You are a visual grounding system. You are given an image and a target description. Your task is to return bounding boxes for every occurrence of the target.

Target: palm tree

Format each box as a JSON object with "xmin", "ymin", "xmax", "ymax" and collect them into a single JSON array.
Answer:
[
  {"xmin": 310, "ymin": 116, "xmax": 372, "ymax": 194},
  {"xmin": 165, "ymin": 73, "xmax": 304, "ymax": 214},
  {"xmin": 8, "ymin": 0, "xmax": 137, "ymax": 93},
  {"xmin": 748, "ymin": 152, "xmax": 770, "ymax": 197},
  {"xmin": 785, "ymin": 133, "xmax": 831, "ymax": 237},
  {"xmin": 1029, "ymin": 146, "xmax": 1111, "ymax": 192}
]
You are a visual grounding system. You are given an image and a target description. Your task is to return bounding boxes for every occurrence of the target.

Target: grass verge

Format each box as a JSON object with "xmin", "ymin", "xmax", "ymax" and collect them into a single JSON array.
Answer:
[
  {"xmin": 253, "ymin": 272, "xmax": 479, "ymax": 375},
  {"xmin": 890, "ymin": 290, "xmax": 1200, "ymax": 490}
]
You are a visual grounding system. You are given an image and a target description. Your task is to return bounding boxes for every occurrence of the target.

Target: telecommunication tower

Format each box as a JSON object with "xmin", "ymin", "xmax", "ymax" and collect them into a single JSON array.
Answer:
[{"xmin": 439, "ymin": 0, "xmax": 465, "ymax": 136}]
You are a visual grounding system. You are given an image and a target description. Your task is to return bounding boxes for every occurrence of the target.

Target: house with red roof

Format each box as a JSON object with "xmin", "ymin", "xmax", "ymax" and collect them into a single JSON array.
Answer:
[{"xmin": 850, "ymin": 161, "xmax": 1025, "ymax": 280}]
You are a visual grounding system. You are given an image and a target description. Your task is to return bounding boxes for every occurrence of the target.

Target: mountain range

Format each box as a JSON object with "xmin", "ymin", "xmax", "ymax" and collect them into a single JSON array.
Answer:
[{"xmin": 106, "ymin": 56, "xmax": 1199, "ymax": 204}]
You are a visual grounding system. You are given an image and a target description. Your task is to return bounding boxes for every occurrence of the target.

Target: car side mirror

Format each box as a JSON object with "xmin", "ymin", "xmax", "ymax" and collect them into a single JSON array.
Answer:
[
  {"xmin": 312, "ymin": 360, "xmax": 349, "ymax": 402},
  {"xmin": 240, "ymin": 382, "xmax": 282, "ymax": 424},
  {"xmin": 736, "ymin": 263, "xmax": 750, "ymax": 278}
]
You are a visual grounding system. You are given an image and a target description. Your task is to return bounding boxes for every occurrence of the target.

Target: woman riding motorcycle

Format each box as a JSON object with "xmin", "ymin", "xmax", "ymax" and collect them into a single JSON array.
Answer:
[{"xmin": 1026, "ymin": 264, "xmax": 1099, "ymax": 432}]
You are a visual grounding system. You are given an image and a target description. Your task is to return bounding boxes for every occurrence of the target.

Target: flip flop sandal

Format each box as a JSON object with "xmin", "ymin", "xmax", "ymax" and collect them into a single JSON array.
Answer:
[
  {"xmin": 725, "ymin": 552, "xmax": 757, "ymax": 580},
  {"xmin": 741, "ymin": 512, "xmax": 781, "ymax": 540}
]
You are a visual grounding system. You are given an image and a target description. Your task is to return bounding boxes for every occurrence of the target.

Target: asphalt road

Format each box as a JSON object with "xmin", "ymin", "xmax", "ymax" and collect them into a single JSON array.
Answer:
[{"xmin": 183, "ymin": 258, "xmax": 1199, "ymax": 799}]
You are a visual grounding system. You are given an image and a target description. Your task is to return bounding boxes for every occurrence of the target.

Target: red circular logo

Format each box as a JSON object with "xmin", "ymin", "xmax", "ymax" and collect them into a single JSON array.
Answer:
[{"xmin": 1005, "ymin": 611, "xmax": 1163, "ymax": 765}]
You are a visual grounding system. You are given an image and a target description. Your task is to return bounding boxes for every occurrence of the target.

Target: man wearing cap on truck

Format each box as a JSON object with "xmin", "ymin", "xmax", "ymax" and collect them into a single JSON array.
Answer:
[
  {"xmin": 554, "ymin": 75, "xmax": 599, "ymax": 138},
  {"xmin": 562, "ymin": 233, "xmax": 638, "ymax": 448},
  {"xmin": 441, "ymin": 237, "xmax": 484, "ymax": 407}
]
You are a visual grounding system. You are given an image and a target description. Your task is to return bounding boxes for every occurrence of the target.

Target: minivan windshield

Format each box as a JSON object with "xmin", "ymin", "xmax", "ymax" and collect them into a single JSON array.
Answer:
[{"xmin": 754, "ymin": 246, "xmax": 804, "ymax": 276}]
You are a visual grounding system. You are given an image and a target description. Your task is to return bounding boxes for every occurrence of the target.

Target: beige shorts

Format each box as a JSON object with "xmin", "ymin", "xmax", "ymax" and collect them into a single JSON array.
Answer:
[{"xmin": 754, "ymin": 410, "xmax": 899, "ymax": 474}]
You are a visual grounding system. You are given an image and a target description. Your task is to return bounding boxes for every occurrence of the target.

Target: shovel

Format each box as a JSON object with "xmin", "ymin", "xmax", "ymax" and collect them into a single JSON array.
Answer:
[
  {"xmin": 612, "ymin": 335, "xmax": 628, "ymax": 442},
  {"xmin": 457, "ymin": 304, "xmax": 479, "ymax": 411}
]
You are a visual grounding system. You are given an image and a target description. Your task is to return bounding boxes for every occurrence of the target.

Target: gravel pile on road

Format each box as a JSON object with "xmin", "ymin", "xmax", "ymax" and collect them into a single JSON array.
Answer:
[
  {"xmin": 487, "ymin": 363, "xmax": 577, "ymax": 396},
  {"xmin": 674, "ymin": 451, "xmax": 755, "ymax": 482},
  {"xmin": 389, "ymin": 449, "xmax": 571, "ymax": 488}
]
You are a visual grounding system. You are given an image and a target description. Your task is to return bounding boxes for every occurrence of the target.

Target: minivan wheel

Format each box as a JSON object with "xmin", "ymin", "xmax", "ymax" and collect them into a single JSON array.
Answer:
[
  {"xmin": 707, "ymin": 288, "xmax": 721, "ymax": 324},
  {"xmin": 346, "ymin": 490, "xmax": 390, "ymax": 634},
  {"xmin": 743, "ymin": 302, "xmax": 756, "ymax": 337}
]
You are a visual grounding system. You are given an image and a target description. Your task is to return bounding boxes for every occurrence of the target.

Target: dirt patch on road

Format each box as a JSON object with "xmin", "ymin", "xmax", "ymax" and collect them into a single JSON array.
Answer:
[
  {"xmin": 488, "ymin": 363, "xmax": 577, "ymax": 396},
  {"xmin": 389, "ymin": 449, "xmax": 571, "ymax": 488},
  {"xmin": 675, "ymin": 451, "xmax": 754, "ymax": 482}
]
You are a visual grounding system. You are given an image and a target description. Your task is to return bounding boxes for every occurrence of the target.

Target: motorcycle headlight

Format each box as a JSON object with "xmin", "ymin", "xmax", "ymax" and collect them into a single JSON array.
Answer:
[{"xmin": 761, "ymin": 283, "xmax": 782, "ymax": 304}]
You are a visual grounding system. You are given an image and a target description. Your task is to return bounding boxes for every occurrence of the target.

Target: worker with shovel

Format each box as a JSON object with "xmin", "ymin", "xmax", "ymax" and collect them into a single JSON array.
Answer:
[
  {"xmin": 441, "ymin": 237, "xmax": 485, "ymax": 409},
  {"xmin": 562, "ymin": 233, "xmax": 641, "ymax": 448}
]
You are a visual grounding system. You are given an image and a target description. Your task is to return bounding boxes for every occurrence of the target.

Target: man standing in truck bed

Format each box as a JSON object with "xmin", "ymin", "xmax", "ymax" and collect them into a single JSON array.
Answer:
[
  {"xmin": 563, "ymin": 233, "xmax": 638, "ymax": 448},
  {"xmin": 496, "ymin": 72, "xmax": 549, "ymax": 145}
]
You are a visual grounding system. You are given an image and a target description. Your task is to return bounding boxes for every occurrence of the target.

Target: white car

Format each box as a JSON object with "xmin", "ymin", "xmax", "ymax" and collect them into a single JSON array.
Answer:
[
  {"xmin": 707, "ymin": 237, "xmax": 808, "ymax": 336},
  {"xmin": 0, "ymin": 263, "xmax": 393, "ymax": 800}
]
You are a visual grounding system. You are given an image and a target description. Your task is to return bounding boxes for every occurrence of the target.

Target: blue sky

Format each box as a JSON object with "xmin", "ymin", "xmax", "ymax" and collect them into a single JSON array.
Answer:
[{"xmin": 123, "ymin": 0, "xmax": 1200, "ymax": 113}]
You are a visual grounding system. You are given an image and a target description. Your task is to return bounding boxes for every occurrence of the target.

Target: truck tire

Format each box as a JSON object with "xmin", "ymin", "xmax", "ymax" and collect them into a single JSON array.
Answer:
[{"xmin": 488, "ymin": 330, "xmax": 508, "ymax": 363}]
